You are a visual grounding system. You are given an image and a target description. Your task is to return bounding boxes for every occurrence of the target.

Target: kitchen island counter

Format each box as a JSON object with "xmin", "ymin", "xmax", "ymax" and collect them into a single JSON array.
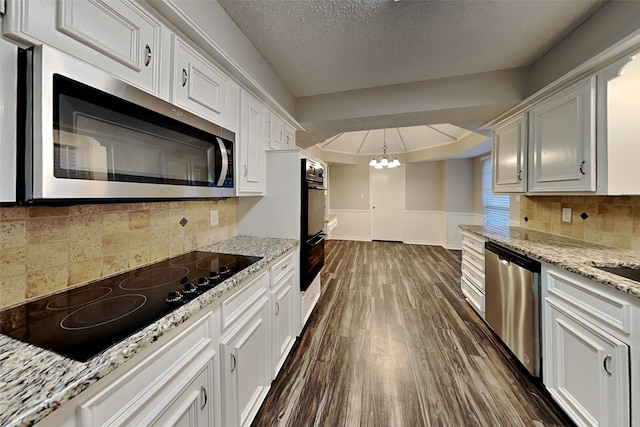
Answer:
[
  {"xmin": 460, "ymin": 225, "xmax": 640, "ymax": 299},
  {"xmin": 0, "ymin": 235, "xmax": 297, "ymax": 427}
]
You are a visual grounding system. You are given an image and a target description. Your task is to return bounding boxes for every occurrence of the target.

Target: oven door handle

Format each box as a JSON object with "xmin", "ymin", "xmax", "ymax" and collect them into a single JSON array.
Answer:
[{"xmin": 308, "ymin": 233, "xmax": 326, "ymax": 247}]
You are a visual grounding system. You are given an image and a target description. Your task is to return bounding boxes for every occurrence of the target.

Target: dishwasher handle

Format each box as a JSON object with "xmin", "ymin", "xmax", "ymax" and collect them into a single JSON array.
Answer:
[{"xmin": 485, "ymin": 241, "xmax": 541, "ymax": 273}]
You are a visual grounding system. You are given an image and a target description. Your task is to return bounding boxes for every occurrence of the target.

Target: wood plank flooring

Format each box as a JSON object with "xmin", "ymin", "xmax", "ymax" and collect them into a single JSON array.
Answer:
[{"xmin": 252, "ymin": 240, "xmax": 573, "ymax": 427}]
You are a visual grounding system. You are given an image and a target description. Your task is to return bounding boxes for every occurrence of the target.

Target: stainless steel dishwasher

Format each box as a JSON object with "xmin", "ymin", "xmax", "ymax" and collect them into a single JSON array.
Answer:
[{"xmin": 484, "ymin": 241, "xmax": 542, "ymax": 377}]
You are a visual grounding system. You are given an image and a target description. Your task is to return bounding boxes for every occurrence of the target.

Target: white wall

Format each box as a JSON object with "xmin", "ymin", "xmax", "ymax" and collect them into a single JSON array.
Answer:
[{"xmin": 328, "ymin": 159, "xmax": 479, "ymax": 249}]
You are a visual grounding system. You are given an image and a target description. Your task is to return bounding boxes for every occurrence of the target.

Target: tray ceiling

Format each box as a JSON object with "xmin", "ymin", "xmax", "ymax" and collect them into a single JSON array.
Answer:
[{"xmin": 318, "ymin": 124, "xmax": 473, "ymax": 156}]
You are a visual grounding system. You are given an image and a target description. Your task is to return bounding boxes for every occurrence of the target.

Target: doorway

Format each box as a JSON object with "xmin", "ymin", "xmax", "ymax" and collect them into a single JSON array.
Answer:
[{"xmin": 370, "ymin": 165, "xmax": 405, "ymax": 241}]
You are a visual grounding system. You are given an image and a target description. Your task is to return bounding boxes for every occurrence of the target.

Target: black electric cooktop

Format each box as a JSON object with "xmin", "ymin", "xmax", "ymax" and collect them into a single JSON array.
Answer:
[{"xmin": 0, "ymin": 251, "xmax": 261, "ymax": 362}]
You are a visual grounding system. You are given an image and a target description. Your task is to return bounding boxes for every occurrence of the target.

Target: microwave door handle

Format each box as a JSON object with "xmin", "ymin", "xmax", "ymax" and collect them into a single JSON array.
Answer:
[{"xmin": 215, "ymin": 137, "xmax": 228, "ymax": 186}]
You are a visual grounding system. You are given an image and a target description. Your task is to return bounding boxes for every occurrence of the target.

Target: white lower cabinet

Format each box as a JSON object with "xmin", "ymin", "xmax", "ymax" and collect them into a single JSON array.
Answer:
[
  {"xmin": 145, "ymin": 357, "xmax": 215, "ymax": 427},
  {"xmin": 75, "ymin": 310, "xmax": 218, "ymax": 427},
  {"xmin": 460, "ymin": 231, "xmax": 486, "ymax": 317},
  {"xmin": 301, "ymin": 273, "xmax": 321, "ymax": 328},
  {"xmin": 220, "ymin": 295, "xmax": 271, "ymax": 427},
  {"xmin": 545, "ymin": 298, "xmax": 629, "ymax": 427},
  {"xmin": 271, "ymin": 268, "xmax": 296, "ymax": 378},
  {"xmin": 542, "ymin": 265, "xmax": 633, "ymax": 427}
]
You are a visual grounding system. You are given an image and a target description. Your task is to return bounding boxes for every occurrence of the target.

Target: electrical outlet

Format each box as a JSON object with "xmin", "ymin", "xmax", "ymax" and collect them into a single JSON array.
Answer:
[
  {"xmin": 209, "ymin": 210, "xmax": 219, "ymax": 226},
  {"xmin": 562, "ymin": 208, "xmax": 572, "ymax": 223}
]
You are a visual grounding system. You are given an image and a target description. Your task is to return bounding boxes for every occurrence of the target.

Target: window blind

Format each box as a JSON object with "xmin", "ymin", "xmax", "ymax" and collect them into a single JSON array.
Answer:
[{"xmin": 481, "ymin": 157, "xmax": 510, "ymax": 227}]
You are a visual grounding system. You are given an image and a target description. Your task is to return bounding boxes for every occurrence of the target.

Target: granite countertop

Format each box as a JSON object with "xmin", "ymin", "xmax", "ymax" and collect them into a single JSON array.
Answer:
[
  {"xmin": 460, "ymin": 225, "xmax": 640, "ymax": 299},
  {"xmin": 0, "ymin": 236, "xmax": 297, "ymax": 427}
]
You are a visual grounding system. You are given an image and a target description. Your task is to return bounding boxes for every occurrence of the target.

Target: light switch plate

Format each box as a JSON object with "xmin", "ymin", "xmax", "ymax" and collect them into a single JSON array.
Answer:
[
  {"xmin": 562, "ymin": 208, "xmax": 572, "ymax": 223},
  {"xmin": 209, "ymin": 210, "xmax": 219, "ymax": 226}
]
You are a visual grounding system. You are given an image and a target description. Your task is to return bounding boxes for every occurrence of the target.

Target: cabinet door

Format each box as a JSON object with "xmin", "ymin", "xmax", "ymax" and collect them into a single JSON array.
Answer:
[
  {"xmin": 220, "ymin": 298, "xmax": 271, "ymax": 427},
  {"xmin": 492, "ymin": 113, "xmax": 527, "ymax": 193},
  {"xmin": 238, "ymin": 91, "xmax": 265, "ymax": 195},
  {"xmin": 5, "ymin": 0, "xmax": 162, "ymax": 95},
  {"xmin": 530, "ymin": 77, "xmax": 596, "ymax": 192},
  {"xmin": 172, "ymin": 35, "xmax": 229, "ymax": 127},
  {"xmin": 269, "ymin": 113, "xmax": 285, "ymax": 150},
  {"xmin": 284, "ymin": 126, "xmax": 296, "ymax": 149},
  {"xmin": 544, "ymin": 298, "xmax": 630, "ymax": 427},
  {"xmin": 272, "ymin": 270, "xmax": 296, "ymax": 378},
  {"xmin": 148, "ymin": 360, "xmax": 215, "ymax": 427}
]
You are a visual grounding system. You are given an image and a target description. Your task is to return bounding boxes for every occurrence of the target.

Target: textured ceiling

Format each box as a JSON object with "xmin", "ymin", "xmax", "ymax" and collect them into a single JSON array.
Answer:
[{"xmin": 219, "ymin": 0, "xmax": 605, "ymax": 97}]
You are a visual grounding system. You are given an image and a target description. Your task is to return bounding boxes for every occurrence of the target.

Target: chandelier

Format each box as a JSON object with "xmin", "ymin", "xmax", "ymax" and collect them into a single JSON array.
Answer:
[{"xmin": 368, "ymin": 129, "xmax": 401, "ymax": 169}]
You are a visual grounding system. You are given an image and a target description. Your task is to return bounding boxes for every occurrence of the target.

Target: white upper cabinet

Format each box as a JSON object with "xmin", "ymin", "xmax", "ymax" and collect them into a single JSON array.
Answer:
[
  {"xmin": 237, "ymin": 90, "xmax": 266, "ymax": 195},
  {"xmin": 171, "ymin": 35, "xmax": 230, "ymax": 128},
  {"xmin": 284, "ymin": 125, "xmax": 296, "ymax": 149},
  {"xmin": 596, "ymin": 53, "xmax": 640, "ymax": 195},
  {"xmin": 0, "ymin": 39, "xmax": 17, "ymax": 203},
  {"xmin": 267, "ymin": 111, "xmax": 295, "ymax": 150},
  {"xmin": 5, "ymin": 0, "xmax": 163, "ymax": 95},
  {"xmin": 268, "ymin": 112, "xmax": 285, "ymax": 150},
  {"xmin": 529, "ymin": 76, "xmax": 596, "ymax": 193},
  {"xmin": 492, "ymin": 113, "xmax": 527, "ymax": 193}
]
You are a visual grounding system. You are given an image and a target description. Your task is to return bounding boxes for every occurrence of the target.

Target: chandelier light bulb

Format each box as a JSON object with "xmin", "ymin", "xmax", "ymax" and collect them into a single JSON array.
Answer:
[
  {"xmin": 369, "ymin": 158, "xmax": 377, "ymax": 166},
  {"xmin": 375, "ymin": 162, "xmax": 383, "ymax": 169},
  {"xmin": 380, "ymin": 157, "xmax": 389, "ymax": 167},
  {"xmin": 391, "ymin": 158, "xmax": 401, "ymax": 167}
]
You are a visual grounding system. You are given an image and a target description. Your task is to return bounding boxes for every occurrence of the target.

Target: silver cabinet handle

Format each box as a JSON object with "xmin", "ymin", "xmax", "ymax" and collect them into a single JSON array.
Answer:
[
  {"xmin": 275, "ymin": 302, "xmax": 280, "ymax": 316},
  {"xmin": 230, "ymin": 353, "xmax": 237, "ymax": 373},
  {"xmin": 517, "ymin": 170, "xmax": 522, "ymax": 181},
  {"xmin": 200, "ymin": 385, "xmax": 208, "ymax": 409},
  {"xmin": 144, "ymin": 44, "xmax": 152, "ymax": 67},
  {"xmin": 182, "ymin": 69, "xmax": 188, "ymax": 87},
  {"xmin": 282, "ymin": 264, "xmax": 288, "ymax": 270},
  {"xmin": 579, "ymin": 160, "xmax": 586, "ymax": 175},
  {"xmin": 243, "ymin": 164, "xmax": 248, "ymax": 178},
  {"xmin": 603, "ymin": 354, "xmax": 613, "ymax": 376}
]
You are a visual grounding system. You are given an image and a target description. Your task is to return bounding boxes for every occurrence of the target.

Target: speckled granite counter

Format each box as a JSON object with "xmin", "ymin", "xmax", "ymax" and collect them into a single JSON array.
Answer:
[
  {"xmin": 460, "ymin": 225, "xmax": 640, "ymax": 299},
  {"xmin": 0, "ymin": 236, "xmax": 297, "ymax": 427}
]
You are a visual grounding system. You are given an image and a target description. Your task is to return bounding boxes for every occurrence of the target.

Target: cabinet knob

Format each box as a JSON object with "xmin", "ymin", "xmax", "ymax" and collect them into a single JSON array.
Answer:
[
  {"xmin": 603, "ymin": 354, "xmax": 613, "ymax": 376},
  {"xmin": 579, "ymin": 160, "xmax": 586, "ymax": 175},
  {"xmin": 275, "ymin": 302, "xmax": 280, "ymax": 316},
  {"xmin": 182, "ymin": 69, "xmax": 188, "ymax": 87},
  {"xmin": 517, "ymin": 170, "xmax": 522, "ymax": 181},
  {"xmin": 231, "ymin": 353, "xmax": 237, "ymax": 373},
  {"xmin": 144, "ymin": 44, "xmax": 152, "ymax": 67},
  {"xmin": 200, "ymin": 385, "xmax": 208, "ymax": 409}
]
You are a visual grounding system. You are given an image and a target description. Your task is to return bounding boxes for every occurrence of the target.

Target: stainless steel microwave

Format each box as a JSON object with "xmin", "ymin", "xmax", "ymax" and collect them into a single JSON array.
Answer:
[{"xmin": 20, "ymin": 45, "xmax": 235, "ymax": 204}]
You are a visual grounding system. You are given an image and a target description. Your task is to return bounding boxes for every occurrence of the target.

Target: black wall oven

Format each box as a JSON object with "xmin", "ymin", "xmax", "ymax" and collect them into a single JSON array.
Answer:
[
  {"xmin": 301, "ymin": 158, "xmax": 326, "ymax": 291},
  {"xmin": 19, "ymin": 45, "xmax": 234, "ymax": 204}
]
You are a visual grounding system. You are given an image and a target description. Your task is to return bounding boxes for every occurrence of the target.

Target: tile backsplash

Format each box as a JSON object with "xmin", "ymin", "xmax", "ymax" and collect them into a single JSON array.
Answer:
[
  {"xmin": 520, "ymin": 196, "xmax": 640, "ymax": 250},
  {"xmin": 0, "ymin": 199, "xmax": 236, "ymax": 309}
]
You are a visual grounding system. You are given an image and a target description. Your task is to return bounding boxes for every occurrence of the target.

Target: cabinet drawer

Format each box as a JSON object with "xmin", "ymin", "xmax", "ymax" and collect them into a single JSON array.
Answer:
[
  {"xmin": 270, "ymin": 251, "xmax": 295, "ymax": 285},
  {"xmin": 78, "ymin": 311, "xmax": 214, "ymax": 426},
  {"xmin": 462, "ymin": 263, "xmax": 484, "ymax": 292},
  {"xmin": 462, "ymin": 248, "xmax": 485, "ymax": 273},
  {"xmin": 221, "ymin": 271, "xmax": 269, "ymax": 331},
  {"xmin": 461, "ymin": 231, "xmax": 486, "ymax": 255},
  {"xmin": 461, "ymin": 276, "xmax": 485, "ymax": 315},
  {"xmin": 546, "ymin": 267, "xmax": 633, "ymax": 335},
  {"xmin": 301, "ymin": 274, "xmax": 320, "ymax": 327}
]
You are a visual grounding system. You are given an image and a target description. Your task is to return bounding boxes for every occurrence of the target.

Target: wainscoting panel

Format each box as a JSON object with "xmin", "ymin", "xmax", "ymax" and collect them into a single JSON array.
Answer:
[
  {"xmin": 327, "ymin": 210, "xmax": 371, "ymax": 241},
  {"xmin": 404, "ymin": 211, "xmax": 444, "ymax": 245},
  {"xmin": 444, "ymin": 212, "xmax": 478, "ymax": 250}
]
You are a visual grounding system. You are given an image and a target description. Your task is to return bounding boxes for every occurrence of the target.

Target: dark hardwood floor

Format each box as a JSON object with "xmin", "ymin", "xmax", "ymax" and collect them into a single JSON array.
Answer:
[{"xmin": 252, "ymin": 240, "xmax": 572, "ymax": 427}]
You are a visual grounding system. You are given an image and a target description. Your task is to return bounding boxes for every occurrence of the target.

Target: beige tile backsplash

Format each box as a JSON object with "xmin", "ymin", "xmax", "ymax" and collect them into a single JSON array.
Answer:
[
  {"xmin": 0, "ymin": 199, "xmax": 237, "ymax": 309},
  {"xmin": 520, "ymin": 196, "xmax": 640, "ymax": 250}
]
